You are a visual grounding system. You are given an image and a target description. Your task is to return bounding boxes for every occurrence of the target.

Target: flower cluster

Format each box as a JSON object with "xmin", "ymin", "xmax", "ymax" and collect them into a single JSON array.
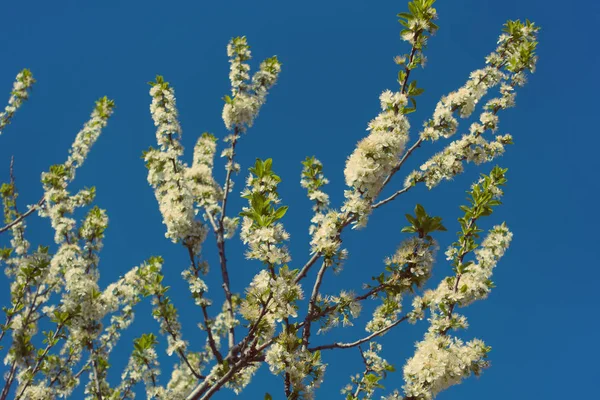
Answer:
[
  {"xmin": 403, "ymin": 22, "xmax": 539, "ymax": 191},
  {"xmin": 425, "ymin": 167, "xmax": 510, "ymax": 324},
  {"xmin": 365, "ymin": 294, "xmax": 403, "ymax": 334},
  {"xmin": 99, "ymin": 263, "xmax": 148, "ymax": 355},
  {"xmin": 181, "ymin": 267, "xmax": 210, "ymax": 308},
  {"xmin": 0, "ymin": 69, "xmax": 35, "ymax": 135},
  {"xmin": 221, "ymin": 37, "xmax": 282, "ymax": 132},
  {"xmin": 301, "ymin": 156, "xmax": 330, "ymax": 213},
  {"xmin": 118, "ymin": 333, "xmax": 163, "ymax": 399},
  {"xmin": 265, "ymin": 332, "xmax": 326, "ymax": 399},
  {"xmin": 342, "ymin": 342, "xmax": 394, "ymax": 399},
  {"xmin": 1, "ymin": 245, "xmax": 54, "ymax": 368},
  {"xmin": 403, "ymin": 333, "xmax": 490, "ymax": 399},
  {"xmin": 364, "ymin": 204, "xmax": 444, "ymax": 333},
  {"xmin": 398, "ymin": 0, "xmax": 438, "ymax": 47},
  {"xmin": 165, "ymin": 353, "xmax": 209, "ymax": 400},
  {"xmin": 222, "ymin": 362, "xmax": 260, "ymax": 395},
  {"xmin": 402, "ymin": 167, "xmax": 511, "ymax": 399},
  {"xmin": 240, "ymin": 266, "xmax": 303, "ymax": 336},
  {"xmin": 343, "ymin": 90, "xmax": 410, "ymax": 204},
  {"xmin": 0, "ymin": 180, "xmax": 29, "ymax": 256},
  {"xmin": 145, "ymin": 77, "xmax": 208, "ymax": 254},
  {"xmin": 240, "ymin": 159, "xmax": 291, "ymax": 265},
  {"xmin": 136, "ymin": 257, "xmax": 190, "ymax": 360},
  {"xmin": 315, "ymin": 290, "xmax": 362, "ymax": 334},
  {"xmin": 40, "ymin": 97, "xmax": 114, "ymax": 243},
  {"xmin": 185, "ymin": 133, "xmax": 223, "ymax": 216},
  {"xmin": 412, "ymin": 130, "xmax": 512, "ymax": 189},
  {"xmin": 420, "ymin": 67, "xmax": 505, "ymax": 142},
  {"xmin": 420, "ymin": 19, "xmax": 539, "ymax": 143},
  {"xmin": 309, "ymin": 210, "xmax": 348, "ymax": 267},
  {"xmin": 386, "ymin": 237, "xmax": 437, "ymax": 287}
]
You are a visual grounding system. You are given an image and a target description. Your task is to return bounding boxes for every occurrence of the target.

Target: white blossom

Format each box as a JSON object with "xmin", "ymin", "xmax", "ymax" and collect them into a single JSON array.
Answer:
[
  {"xmin": 403, "ymin": 333, "xmax": 490, "ymax": 399},
  {"xmin": 0, "ymin": 69, "xmax": 35, "ymax": 135}
]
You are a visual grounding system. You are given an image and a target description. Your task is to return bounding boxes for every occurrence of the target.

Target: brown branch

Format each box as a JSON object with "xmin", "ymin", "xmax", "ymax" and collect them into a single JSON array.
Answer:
[
  {"xmin": 90, "ymin": 347, "xmax": 104, "ymax": 400},
  {"xmin": 15, "ymin": 322, "xmax": 67, "ymax": 400},
  {"xmin": 155, "ymin": 291, "xmax": 205, "ymax": 380},
  {"xmin": 214, "ymin": 127, "xmax": 240, "ymax": 350},
  {"xmin": 302, "ymin": 262, "xmax": 327, "ymax": 348},
  {"xmin": 186, "ymin": 244, "xmax": 223, "ymax": 364},
  {"xmin": 352, "ymin": 346, "xmax": 370, "ymax": 398},
  {"xmin": 0, "ymin": 361, "xmax": 17, "ymax": 400},
  {"xmin": 0, "ymin": 196, "xmax": 44, "ymax": 234},
  {"xmin": 308, "ymin": 316, "xmax": 408, "ymax": 352},
  {"xmin": 294, "ymin": 253, "xmax": 320, "ymax": 284}
]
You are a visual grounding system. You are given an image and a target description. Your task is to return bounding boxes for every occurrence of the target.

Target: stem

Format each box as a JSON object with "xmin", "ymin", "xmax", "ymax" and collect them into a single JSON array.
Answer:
[
  {"xmin": 219, "ymin": 127, "xmax": 239, "ymax": 226},
  {"xmin": 308, "ymin": 316, "xmax": 408, "ymax": 352},
  {"xmin": 15, "ymin": 322, "xmax": 66, "ymax": 400},
  {"xmin": 441, "ymin": 216, "xmax": 478, "ymax": 336},
  {"xmin": 0, "ymin": 197, "xmax": 44, "ymax": 234},
  {"xmin": 155, "ymin": 292, "xmax": 204, "ymax": 379},
  {"xmin": 48, "ymin": 348, "xmax": 76, "ymax": 389},
  {"xmin": 90, "ymin": 347, "xmax": 104, "ymax": 400},
  {"xmin": 293, "ymin": 253, "xmax": 320, "ymax": 284},
  {"xmin": 186, "ymin": 244, "xmax": 223, "ymax": 363},
  {"xmin": 215, "ymin": 127, "xmax": 240, "ymax": 350},
  {"xmin": 352, "ymin": 346, "xmax": 370, "ymax": 398},
  {"xmin": 187, "ymin": 339, "xmax": 275, "ymax": 400},
  {"xmin": 302, "ymin": 262, "xmax": 327, "ymax": 348},
  {"xmin": 372, "ymin": 186, "xmax": 412, "ymax": 209},
  {"xmin": 284, "ymin": 372, "xmax": 292, "ymax": 398},
  {"xmin": 400, "ymin": 44, "xmax": 419, "ymax": 94},
  {"xmin": 0, "ymin": 361, "xmax": 17, "ymax": 400},
  {"xmin": 239, "ymin": 292, "xmax": 273, "ymax": 356}
]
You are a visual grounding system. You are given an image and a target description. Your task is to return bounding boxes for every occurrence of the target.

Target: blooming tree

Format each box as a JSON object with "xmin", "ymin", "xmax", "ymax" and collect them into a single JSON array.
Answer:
[{"xmin": 0, "ymin": 1, "xmax": 539, "ymax": 399}]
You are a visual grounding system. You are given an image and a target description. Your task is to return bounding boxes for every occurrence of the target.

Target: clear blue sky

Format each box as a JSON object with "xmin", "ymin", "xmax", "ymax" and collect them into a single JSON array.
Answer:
[{"xmin": 1, "ymin": 0, "xmax": 598, "ymax": 398}]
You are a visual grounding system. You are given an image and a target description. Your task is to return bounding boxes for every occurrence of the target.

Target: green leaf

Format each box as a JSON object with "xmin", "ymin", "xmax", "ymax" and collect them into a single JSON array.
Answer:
[
  {"xmin": 273, "ymin": 206, "xmax": 288, "ymax": 221},
  {"xmin": 415, "ymin": 204, "xmax": 426, "ymax": 220},
  {"xmin": 264, "ymin": 158, "xmax": 273, "ymax": 172}
]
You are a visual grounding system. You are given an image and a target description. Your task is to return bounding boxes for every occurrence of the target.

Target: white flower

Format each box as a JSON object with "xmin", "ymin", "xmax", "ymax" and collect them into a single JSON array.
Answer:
[
  {"xmin": 403, "ymin": 333, "xmax": 490, "ymax": 399},
  {"xmin": 0, "ymin": 69, "xmax": 35, "ymax": 135}
]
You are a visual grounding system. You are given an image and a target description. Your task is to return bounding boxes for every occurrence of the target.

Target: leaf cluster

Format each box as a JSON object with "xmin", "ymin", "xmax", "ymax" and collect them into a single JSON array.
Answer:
[
  {"xmin": 240, "ymin": 159, "xmax": 288, "ymax": 228},
  {"xmin": 451, "ymin": 166, "xmax": 507, "ymax": 273},
  {"xmin": 402, "ymin": 203, "xmax": 446, "ymax": 239}
]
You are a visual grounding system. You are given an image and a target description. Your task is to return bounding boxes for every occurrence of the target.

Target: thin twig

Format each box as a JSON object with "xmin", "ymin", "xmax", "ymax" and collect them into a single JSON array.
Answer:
[
  {"xmin": 0, "ymin": 361, "xmax": 17, "ymax": 400},
  {"xmin": 308, "ymin": 316, "xmax": 408, "ymax": 352},
  {"xmin": 0, "ymin": 197, "xmax": 44, "ymax": 234},
  {"xmin": 302, "ymin": 262, "xmax": 327, "ymax": 348},
  {"xmin": 15, "ymin": 322, "xmax": 67, "ymax": 399},
  {"xmin": 294, "ymin": 253, "xmax": 320, "ymax": 284},
  {"xmin": 215, "ymin": 127, "xmax": 240, "ymax": 350},
  {"xmin": 186, "ymin": 244, "xmax": 223, "ymax": 364}
]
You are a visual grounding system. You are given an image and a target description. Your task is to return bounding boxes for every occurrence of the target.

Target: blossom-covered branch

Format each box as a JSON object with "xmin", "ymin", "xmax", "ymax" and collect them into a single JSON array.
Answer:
[{"xmin": 0, "ymin": 69, "xmax": 35, "ymax": 136}]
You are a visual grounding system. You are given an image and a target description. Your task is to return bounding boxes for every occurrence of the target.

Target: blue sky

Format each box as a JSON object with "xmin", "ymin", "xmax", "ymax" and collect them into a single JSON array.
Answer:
[{"xmin": 1, "ymin": 0, "xmax": 599, "ymax": 398}]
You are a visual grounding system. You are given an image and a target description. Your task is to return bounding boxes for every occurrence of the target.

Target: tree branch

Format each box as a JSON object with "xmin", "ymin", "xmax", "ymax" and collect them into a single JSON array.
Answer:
[
  {"xmin": 302, "ymin": 262, "xmax": 327, "ymax": 348},
  {"xmin": 308, "ymin": 316, "xmax": 408, "ymax": 352},
  {"xmin": 215, "ymin": 126, "xmax": 241, "ymax": 350},
  {"xmin": 186, "ymin": 244, "xmax": 223, "ymax": 364}
]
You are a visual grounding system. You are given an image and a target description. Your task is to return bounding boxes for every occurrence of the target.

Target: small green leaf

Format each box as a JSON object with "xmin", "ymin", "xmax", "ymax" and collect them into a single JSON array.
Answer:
[{"xmin": 273, "ymin": 206, "xmax": 288, "ymax": 220}]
